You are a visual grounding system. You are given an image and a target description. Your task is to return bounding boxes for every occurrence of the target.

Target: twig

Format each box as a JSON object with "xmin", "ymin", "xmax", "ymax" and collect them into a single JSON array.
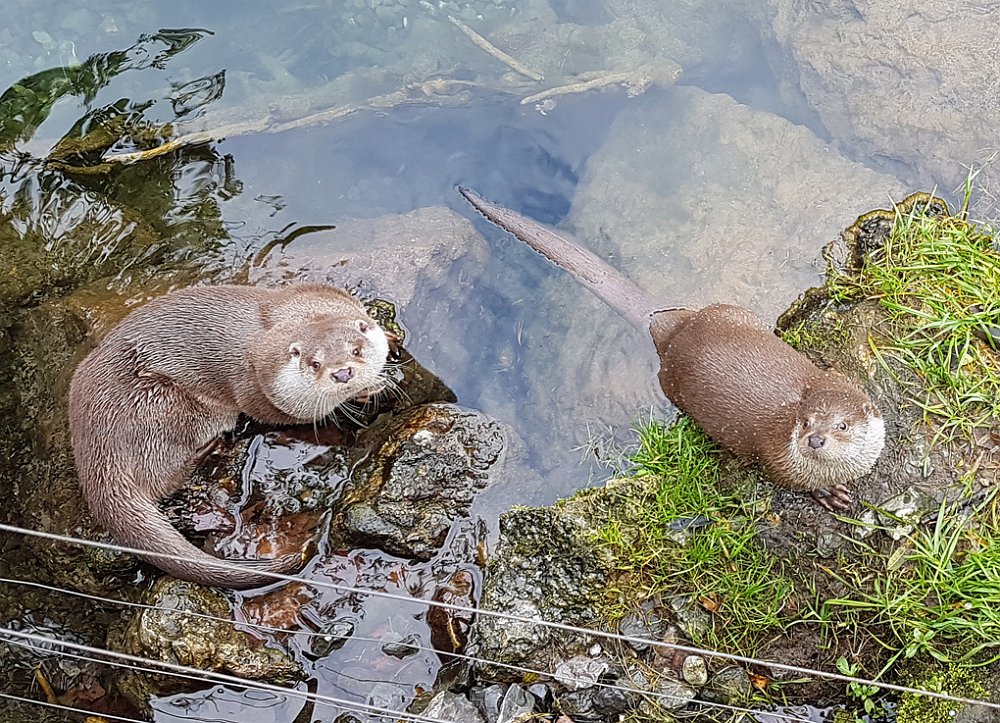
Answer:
[
  {"xmin": 99, "ymin": 88, "xmax": 451, "ymax": 165},
  {"xmin": 447, "ymin": 14, "xmax": 543, "ymax": 82},
  {"xmin": 521, "ymin": 62, "xmax": 681, "ymax": 106}
]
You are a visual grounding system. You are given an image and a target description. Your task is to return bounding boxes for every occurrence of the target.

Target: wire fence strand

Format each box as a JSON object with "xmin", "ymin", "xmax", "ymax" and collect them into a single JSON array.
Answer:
[
  {"xmin": 0, "ymin": 627, "xmax": 460, "ymax": 723},
  {"xmin": 3, "ymin": 522, "xmax": 1000, "ymax": 713},
  {"xmin": 0, "ymin": 575, "xmax": 818, "ymax": 723}
]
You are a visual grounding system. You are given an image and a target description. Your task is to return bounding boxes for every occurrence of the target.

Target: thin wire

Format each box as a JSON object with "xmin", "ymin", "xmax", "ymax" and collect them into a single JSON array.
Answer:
[
  {"xmin": 0, "ymin": 575, "xmax": 816, "ymax": 723},
  {"xmin": 0, "ymin": 627, "xmax": 456, "ymax": 723},
  {"xmin": 0, "ymin": 692, "xmax": 148, "ymax": 723},
  {"xmin": 3, "ymin": 522, "xmax": 999, "ymax": 712}
]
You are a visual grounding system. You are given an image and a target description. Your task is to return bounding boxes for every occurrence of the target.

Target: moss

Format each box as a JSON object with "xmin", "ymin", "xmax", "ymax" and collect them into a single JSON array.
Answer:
[{"xmin": 896, "ymin": 662, "xmax": 987, "ymax": 723}]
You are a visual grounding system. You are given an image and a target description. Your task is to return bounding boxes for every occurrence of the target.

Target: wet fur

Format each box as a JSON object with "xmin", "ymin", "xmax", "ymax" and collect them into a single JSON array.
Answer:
[
  {"xmin": 461, "ymin": 188, "xmax": 885, "ymax": 508},
  {"xmin": 69, "ymin": 283, "xmax": 389, "ymax": 588}
]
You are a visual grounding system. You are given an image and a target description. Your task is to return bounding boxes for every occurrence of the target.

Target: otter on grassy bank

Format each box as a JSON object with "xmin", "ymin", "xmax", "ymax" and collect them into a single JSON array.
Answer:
[
  {"xmin": 460, "ymin": 187, "xmax": 884, "ymax": 509},
  {"xmin": 69, "ymin": 283, "xmax": 391, "ymax": 588}
]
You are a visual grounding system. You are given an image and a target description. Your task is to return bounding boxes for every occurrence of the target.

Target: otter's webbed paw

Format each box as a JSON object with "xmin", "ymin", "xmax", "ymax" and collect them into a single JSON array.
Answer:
[{"xmin": 811, "ymin": 484, "xmax": 852, "ymax": 511}]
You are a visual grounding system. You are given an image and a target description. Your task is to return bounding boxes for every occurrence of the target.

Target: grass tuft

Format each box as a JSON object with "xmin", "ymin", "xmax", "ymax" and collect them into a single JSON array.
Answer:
[
  {"xmin": 594, "ymin": 418, "xmax": 792, "ymax": 653},
  {"xmin": 830, "ymin": 200, "xmax": 1000, "ymax": 440},
  {"xmin": 822, "ymin": 490, "xmax": 1000, "ymax": 669}
]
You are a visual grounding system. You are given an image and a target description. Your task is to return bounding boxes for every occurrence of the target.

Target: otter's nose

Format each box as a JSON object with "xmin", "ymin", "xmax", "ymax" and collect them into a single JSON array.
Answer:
[
  {"xmin": 331, "ymin": 367, "xmax": 354, "ymax": 383},
  {"xmin": 808, "ymin": 434, "xmax": 826, "ymax": 449}
]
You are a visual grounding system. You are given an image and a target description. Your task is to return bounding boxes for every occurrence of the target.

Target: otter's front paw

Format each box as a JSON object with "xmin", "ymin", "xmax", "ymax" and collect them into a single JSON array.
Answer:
[{"xmin": 811, "ymin": 484, "xmax": 852, "ymax": 511}]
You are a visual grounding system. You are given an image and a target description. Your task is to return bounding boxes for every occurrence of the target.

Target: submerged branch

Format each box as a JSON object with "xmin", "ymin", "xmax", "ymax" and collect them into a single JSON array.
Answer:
[{"xmin": 447, "ymin": 14, "xmax": 544, "ymax": 82}]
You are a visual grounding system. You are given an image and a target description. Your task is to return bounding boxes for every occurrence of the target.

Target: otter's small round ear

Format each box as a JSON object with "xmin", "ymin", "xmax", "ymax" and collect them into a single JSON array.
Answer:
[
  {"xmin": 863, "ymin": 402, "xmax": 880, "ymax": 417},
  {"xmin": 355, "ymin": 319, "xmax": 369, "ymax": 333},
  {"xmin": 288, "ymin": 342, "xmax": 302, "ymax": 357}
]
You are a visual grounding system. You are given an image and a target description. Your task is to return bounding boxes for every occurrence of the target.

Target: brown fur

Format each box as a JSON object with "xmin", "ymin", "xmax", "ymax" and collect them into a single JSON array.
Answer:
[
  {"xmin": 461, "ymin": 188, "xmax": 885, "ymax": 509},
  {"xmin": 69, "ymin": 283, "xmax": 390, "ymax": 588}
]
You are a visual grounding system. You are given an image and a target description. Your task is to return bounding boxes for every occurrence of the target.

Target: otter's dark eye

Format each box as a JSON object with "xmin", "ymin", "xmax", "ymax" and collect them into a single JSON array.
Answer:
[
  {"xmin": 310, "ymin": 360, "xmax": 321, "ymax": 371},
  {"xmin": 352, "ymin": 346, "xmax": 362, "ymax": 357},
  {"xmin": 803, "ymin": 420, "xmax": 811, "ymax": 429},
  {"xmin": 837, "ymin": 422, "xmax": 848, "ymax": 431}
]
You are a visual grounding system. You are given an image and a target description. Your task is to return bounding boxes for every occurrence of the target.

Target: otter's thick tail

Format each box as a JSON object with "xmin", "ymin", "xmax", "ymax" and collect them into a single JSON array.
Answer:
[
  {"xmin": 460, "ymin": 187, "xmax": 655, "ymax": 331},
  {"xmin": 97, "ymin": 491, "xmax": 302, "ymax": 589}
]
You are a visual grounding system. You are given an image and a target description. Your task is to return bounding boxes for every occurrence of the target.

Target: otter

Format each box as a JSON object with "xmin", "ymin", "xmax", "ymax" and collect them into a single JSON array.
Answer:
[
  {"xmin": 69, "ymin": 283, "xmax": 392, "ymax": 588},
  {"xmin": 460, "ymin": 188, "xmax": 885, "ymax": 509}
]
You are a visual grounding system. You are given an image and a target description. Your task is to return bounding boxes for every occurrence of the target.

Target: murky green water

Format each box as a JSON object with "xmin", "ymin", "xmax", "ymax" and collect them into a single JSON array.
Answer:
[{"xmin": 0, "ymin": 0, "xmax": 956, "ymax": 720}]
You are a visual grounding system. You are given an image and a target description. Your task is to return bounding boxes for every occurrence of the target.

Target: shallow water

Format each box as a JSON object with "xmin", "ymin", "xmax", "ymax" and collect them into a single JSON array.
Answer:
[{"xmin": 0, "ymin": 0, "xmax": 962, "ymax": 720}]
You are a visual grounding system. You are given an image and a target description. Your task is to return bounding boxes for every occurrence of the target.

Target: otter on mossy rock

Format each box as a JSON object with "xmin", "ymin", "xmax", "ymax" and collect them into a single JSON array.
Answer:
[
  {"xmin": 69, "ymin": 283, "xmax": 392, "ymax": 588},
  {"xmin": 460, "ymin": 187, "xmax": 885, "ymax": 510}
]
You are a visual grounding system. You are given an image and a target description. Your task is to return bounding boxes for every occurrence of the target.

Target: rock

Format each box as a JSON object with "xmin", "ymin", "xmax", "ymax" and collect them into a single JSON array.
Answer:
[
  {"xmin": 703, "ymin": 666, "xmax": 753, "ymax": 707},
  {"xmin": 855, "ymin": 486, "xmax": 936, "ymax": 541},
  {"xmin": 338, "ymin": 403, "xmax": 508, "ymax": 560},
  {"xmin": 107, "ymin": 579, "xmax": 304, "ymax": 709},
  {"xmin": 423, "ymin": 690, "xmax": 487, "ymax": 723},
  {"xmin": 668, "ymin": 596, "xmax": 713, "ymax": 643},
  {"xmin": 527, "ymin": 683, "xmax": 552, "ymax": 706},
  {"xmin": 681, "ymin": 655, "xmax": 709, "ymax": 687},
  {"xmin": 649, "ymin": 677, "xmax": 698, "ymax": 712},
  {"xmin": 497, "ymin": 684, "xmax": 536, "ymax": 723},
  {"xmin": 556, "ymin": 685, "xmax": 637, "ymax": 722},
  {"xmin": 470, "ymin": 505, "xmax": 615, "ymax": 682},
  {"xmin": 368, "ymin": 681, "xmax": 406, "ymax": 716},
  {"xmin": 305, "ymin": 617, "xmax": 356, "ymax": 659},
  {"xmin": 768, "ymin": 0, "xmax": 1000, "ymax": 214},
  {"xmin": 469, "ymin": 684, "xmax": 505, "ymax": 723},
  {"xmin": 554, "ymin": 655, "xmax": 610, "ymax": 690},
  {"xmin": 618, "ymin": 600, "xmax": 670, "ymax": 653},
  {"xmin": 427, "ymin": 569, "xmax": 476, "ymax": 656}
]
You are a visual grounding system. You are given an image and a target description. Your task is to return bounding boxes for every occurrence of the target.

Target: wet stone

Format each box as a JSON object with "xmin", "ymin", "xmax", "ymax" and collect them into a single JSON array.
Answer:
[
  {"xmin": 108, "ymin": 579, "xmax": 304, "ymax": 709},
  {"xmin": 307, "ymin": 617, "xmax": 356, "ymax": 659},
  {"xmin": 554, "ymin": 655, "xmax": 610, "ymax": 690},
  {"xmin": 339, "ymin": 404, "xmax": 507, "ymax": 560},
  {"xmin": 423, "ymin": 690, "xmax": 487, "ymax": 723},
  {"xmin": 497, "ymin": 683, "xmax": 535, "ymax": 723},
  {"xmin": 469, "ymin": 683, "xmax": 504, "ymax": 723},
  {"xmin": 427, "ymin": 569, "xmax": 476, "ymax": 656},
  {"xmin": 368, "ymin": 681, "xmax": 406, "ymax": 714},
  {"xmin": 556, "ymin": 685, "xmax": 637, "ymax": 722},
  {"xmin": 471, "ymin": 505, "xmax": 614, "ymax": 682}
]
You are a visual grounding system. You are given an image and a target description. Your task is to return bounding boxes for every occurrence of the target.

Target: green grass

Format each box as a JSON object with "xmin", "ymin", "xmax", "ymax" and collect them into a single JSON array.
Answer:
[
  {"xmin": 593, "ymin": 418, "xmax": 793, "ymax": 653},
  {"xmin": 829, "ymin": 200, "xmax": 1000, "ymax": 440},
  {"xmin": 822, "ymin": 490, "xmax": 1000, "ymax": 669}
]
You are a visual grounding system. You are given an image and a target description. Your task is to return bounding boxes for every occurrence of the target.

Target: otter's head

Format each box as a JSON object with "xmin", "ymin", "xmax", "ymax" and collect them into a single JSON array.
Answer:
[
  {"xmin": 791, "ymin": 384, "xmax": 886, "ymax": 485},
  {"xmin": 269, "ymin": 315, "xmax": 390, "ymax": 422}
]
